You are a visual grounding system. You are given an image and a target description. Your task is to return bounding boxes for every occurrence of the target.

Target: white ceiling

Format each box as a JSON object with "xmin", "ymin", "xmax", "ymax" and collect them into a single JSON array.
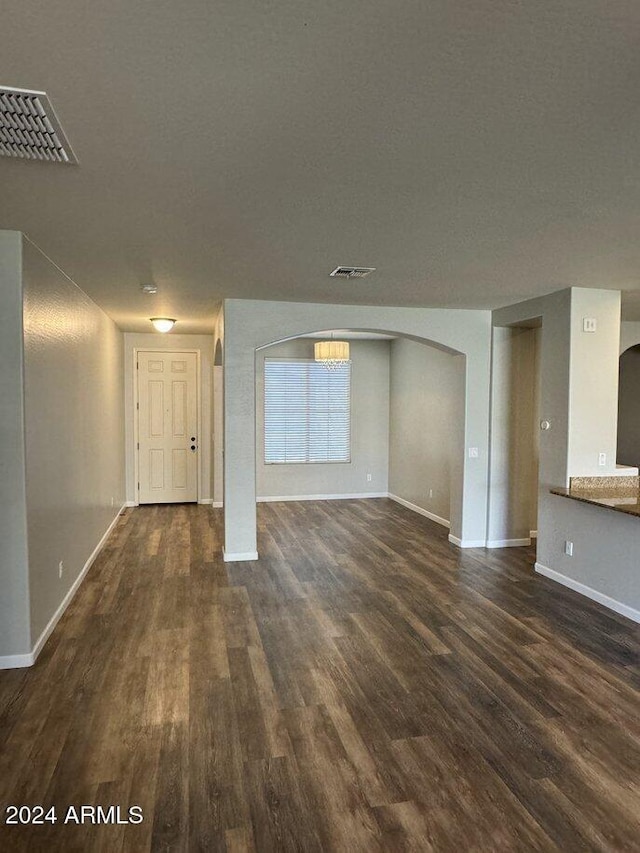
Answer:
[{"xmin": 3, "ymin": 1, "xmax": 640, "ymax": 332}]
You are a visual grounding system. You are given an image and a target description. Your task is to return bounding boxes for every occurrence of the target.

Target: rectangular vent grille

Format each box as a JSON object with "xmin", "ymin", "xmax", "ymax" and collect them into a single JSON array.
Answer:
[
  {"xmin": 329, "ymin": 266, "xmax": 376, "ymax": 279},
  {"xmin": 0, "ymin": 86, "xmax": 77, "ymax": 164}
]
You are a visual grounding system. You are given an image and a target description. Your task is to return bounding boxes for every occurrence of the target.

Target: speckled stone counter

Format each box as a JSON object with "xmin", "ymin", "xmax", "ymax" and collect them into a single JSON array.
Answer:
[
  {"xmin": 569, "ymin": 475, "xmax": 640, "ymax": 490},
  {"xmin": 551, "ymin": 479, "xmax": 640, "ymax": 518}
]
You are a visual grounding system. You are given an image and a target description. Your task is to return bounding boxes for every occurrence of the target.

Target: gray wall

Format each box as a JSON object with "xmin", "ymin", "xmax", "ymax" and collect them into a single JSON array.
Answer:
[
  {"xmin": 494, "ymin": 288, "xmax": 639, "ymax": 618},
  {"xmin": 0, "ymin": 232, "xmax": 31, "ymax": 660},
  {"xmin": 256, "ymin": 338, "xmax": 390, "ymax": 498},
  {"xmin": 617, "ymin": 345, "xmax": 640, "ymax": 468},
  {"xmin": 487, "ymin": 326, "xmax": 540, "ymax": 544},
  {"xmin": 223, "ymin": 299, "xmax": 492, "ymax": 558},
  {"xmin": 620, "ymin": 321, "xmax": 640, "ymax": 355},
  {"xmin": 213, "ymin": 365, "xmax": 223, "ymax": 504},
  {"xmin": 545, "ymin": 494, "xmax": 640, "ymax": 613},
  {"xmin": 388, "ymin": 338, "xmax": 464, "ymax": 524},
  {"xmin": 23, "ymin": 240, "xmax": 126, "ymax": 644},
  {"xmin": 493, "ymin": 289, "xmax": 571, "ymax": 562}
]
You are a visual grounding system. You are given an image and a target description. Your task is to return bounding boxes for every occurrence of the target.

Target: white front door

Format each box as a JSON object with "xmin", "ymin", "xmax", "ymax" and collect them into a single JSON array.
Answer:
[{"xmin": 137, "ymin": 351, "xmax": 198, "ymax": 504}]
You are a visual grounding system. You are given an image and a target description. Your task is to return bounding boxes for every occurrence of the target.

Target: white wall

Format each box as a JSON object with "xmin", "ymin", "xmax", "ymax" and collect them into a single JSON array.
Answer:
[
  {"xmin": 568, "ymin": 289, "xmax": 621, "ymax": 477},
  {"xmin": 22, "ymin": 239, "xmax": 126, "ymax": 645},
  {"xmin": 388, "ymin": 339, "xmax": 464, "ymax": 525},
  {"xmin": 256, "ymin": 338, "xmax": 390, "ymax": 499},
  {"xmin": 0, "ymin": 232, "xmax": 31, "ymax": 661},
  {"xmin": 123, "ymin": 333, "xmax": 214, "ymax": 504}
]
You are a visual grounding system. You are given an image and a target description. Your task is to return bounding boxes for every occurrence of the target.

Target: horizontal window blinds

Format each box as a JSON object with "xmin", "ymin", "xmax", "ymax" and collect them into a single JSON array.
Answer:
[{"xmin": 264, "ymin": 359, "xmax": 351, "ymax": 464}]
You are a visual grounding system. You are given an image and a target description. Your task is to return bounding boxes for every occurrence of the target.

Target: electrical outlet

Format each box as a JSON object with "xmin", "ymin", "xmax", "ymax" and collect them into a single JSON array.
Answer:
[
  {"xmin": 598, "ymin": 452, "xmax": 606, "ymax": 467},
  {"xmin": 366, "ymin": 473, "xmax": 372, "ymax": 482},
  {"xmin": 564, "ymin": 541, "xmax": 573, "ymax": 557},
  {"xmin": 583, "ymin": 317, "xmax": 597, "ymax": 333},
  {"xmin": 58, "ymin": 560, "xmax": 64, "ymax": 578}
]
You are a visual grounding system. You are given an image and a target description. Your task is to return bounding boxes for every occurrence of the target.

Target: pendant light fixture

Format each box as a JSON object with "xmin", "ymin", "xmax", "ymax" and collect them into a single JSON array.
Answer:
[
  {"xmin": 314, "ymin": 333, "xmax": 350, "ymax": 369},
  {"xmin": 150, "ymin": 317, "xmax": 176, "ymax": 333}
]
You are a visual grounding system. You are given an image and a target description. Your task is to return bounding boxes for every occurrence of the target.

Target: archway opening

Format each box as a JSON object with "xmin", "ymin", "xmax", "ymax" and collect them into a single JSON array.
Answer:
[
  {"xmin": 617, "ymin": 344, "xmax": 640, "ymax": 468},
  {"xmin": 254, "ymin": 329, "xmax": 465, "ymax": 536}
]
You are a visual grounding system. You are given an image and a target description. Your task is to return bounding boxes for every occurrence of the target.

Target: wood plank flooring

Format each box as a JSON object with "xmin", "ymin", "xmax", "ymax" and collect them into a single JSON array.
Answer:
[{"xmin": 0, "ymin": 499, "xmax": 639, "ymax": 851}]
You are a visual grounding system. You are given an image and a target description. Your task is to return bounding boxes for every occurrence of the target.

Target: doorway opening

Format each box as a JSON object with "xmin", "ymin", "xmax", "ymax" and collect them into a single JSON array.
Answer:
[
  {"xmin": 134, "ymin": 349, "xmax": 201, "ymax": 504},
  {"xmin": 617, "ymin": 344, "xmax": 640, "ymax": 470},
  {"xmin": 253, "ymin": 330, "xmax": 465, "ymax": 535},
  {"xmin": 488, "ymin": 321, "xmax": 541, "ymax": 551}
]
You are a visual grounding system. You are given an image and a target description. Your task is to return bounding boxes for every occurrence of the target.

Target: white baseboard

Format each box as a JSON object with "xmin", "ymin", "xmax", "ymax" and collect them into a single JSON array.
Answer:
[
  {"xmin": 211, "ymin": 501, "xmax": 223, "ymax": 508},
  {"xmin": 535, "ymin": 562, "xmax": 640, "ymax": 624},
  {"xmin": 125, "ymin": 500, "xmax": 137, "ymax": 507},
  {"xmin": 448, "ymin": 534, "xmax": 487, "ymax": 548},
  {"xmin": 257, "ymin": 492, "xmax": 388, "ymax": 503},
  {"xmin": 486, "ymin": 537, "xmax": 531, "ymax": 548},
  {"xmin": 0, "ymin": 505, "xmax": 127, "ymax": 671},
  {"xmin": 222, "ymin": 548, "xmax": 259, "ymax": 562},
  {"xmin": 0, "ymin": 652, "xmax": 34, "ymax": 670},
  {"xmin": 530, "ymin": 530, "xmax": 538, "ymax": 539},
  {"xmin": 198, "ymin": 498, "xmax": 213, "ymax": 505},
  {"xmin": 387, "ymin": 493, "xmax": 450, "ymax": 528}
]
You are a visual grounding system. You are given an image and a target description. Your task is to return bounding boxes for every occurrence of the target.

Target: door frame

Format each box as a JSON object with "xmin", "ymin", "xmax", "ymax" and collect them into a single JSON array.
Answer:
[{"xmin": 133, "ymin": 347, "xmax": 203, "ymax": 506}]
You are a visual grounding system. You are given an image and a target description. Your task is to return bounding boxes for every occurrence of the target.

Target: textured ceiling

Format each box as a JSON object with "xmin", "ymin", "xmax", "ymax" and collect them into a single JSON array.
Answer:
[{"xmin": 2, "ymin": 0, "xmax": 640, "ymax": 331}]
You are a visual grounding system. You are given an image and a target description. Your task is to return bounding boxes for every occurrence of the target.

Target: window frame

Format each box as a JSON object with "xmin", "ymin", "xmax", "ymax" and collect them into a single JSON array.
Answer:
[{"xmin": 263, "ymin": 357, "xmax": 352, "ymax": 465}]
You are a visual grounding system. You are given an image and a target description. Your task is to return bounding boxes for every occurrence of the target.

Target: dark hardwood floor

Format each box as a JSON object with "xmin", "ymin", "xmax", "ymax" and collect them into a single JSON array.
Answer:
[{"xmin": 0, "ymin": 499, "xmax": 639, "ymax": 851}]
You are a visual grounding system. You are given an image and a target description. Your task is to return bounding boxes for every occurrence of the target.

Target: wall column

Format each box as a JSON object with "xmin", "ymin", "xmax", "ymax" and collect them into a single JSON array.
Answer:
[{"xmin": 223, "ymin": 337, "xmax": 258, "ymax": 560}]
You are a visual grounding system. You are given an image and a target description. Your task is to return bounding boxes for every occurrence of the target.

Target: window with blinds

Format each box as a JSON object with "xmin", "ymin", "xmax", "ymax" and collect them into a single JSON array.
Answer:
[{"xmin": 264, "ymin": 359, "xmax": 351, "ymax": 464}]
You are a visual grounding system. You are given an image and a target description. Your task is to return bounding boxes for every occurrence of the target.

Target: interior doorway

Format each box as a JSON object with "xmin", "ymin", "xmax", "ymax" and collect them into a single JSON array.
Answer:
[
  {"xmin": 253, "ymin": 331, "xmax": 465, "ymax": 535},
  {"xmin": 135, "ymin": 350, "xmax": 200, "ymax": 504},
  {"xmin": 488, "ymin": 322, "xmax": 541, "ymax": 549},
  {"xmin": 617, "ymin": 344, "xmax": 640, "ymax": 469}
]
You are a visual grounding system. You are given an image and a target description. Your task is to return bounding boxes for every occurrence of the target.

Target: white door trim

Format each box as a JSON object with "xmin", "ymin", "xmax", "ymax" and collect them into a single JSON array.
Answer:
[{"xmin": 133, "ymin": 348, "xmax": 202, "ymax": 505}]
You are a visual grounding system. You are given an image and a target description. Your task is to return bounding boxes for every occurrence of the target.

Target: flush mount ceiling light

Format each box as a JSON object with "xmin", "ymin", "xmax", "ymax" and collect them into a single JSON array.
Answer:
[
  {"xmin": 329, "ymin": 266, "xmax": 376, "ymax": 279},
  {"xmin": 314, "ymin": 337, "xmax": 350, "ymax": 370},
  {"xmin": 150, "ymin": 317, "xmax": 176, "ymax": 333},
  {"xmin": 140, "ymin": 283, "xmax": 158, "ymax": 295},
  {"xmin": 0, "ymin": 85, "xmax": 78, "ymax": 163}
]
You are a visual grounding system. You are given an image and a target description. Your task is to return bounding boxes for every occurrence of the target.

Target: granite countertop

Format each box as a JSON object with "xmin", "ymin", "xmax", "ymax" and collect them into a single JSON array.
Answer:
[{"xmin": 551, "ymin": 480, "xmax": 640, "ymax": 518}]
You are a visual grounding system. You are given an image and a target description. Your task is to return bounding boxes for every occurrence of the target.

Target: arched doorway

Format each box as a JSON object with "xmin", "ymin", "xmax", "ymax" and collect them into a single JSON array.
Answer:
[
  {"xmin": 255, "ymin": 330, "xmax": 464, "ymax": 535},
  {"xmin": 617, "ymin": 344, "xmax": 640, "ymax": 468},
  {"xmin": 220, "ymin": 300, "xmax": 492, "ymax": 561}
]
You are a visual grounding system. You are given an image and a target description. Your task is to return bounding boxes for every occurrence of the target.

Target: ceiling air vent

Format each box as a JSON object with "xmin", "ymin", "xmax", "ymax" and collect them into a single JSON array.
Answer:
[
  {"xmin": 0, "ymin": 86, "xmax": 78, "ymax": 164},
  {"xmin": 329, "ymin": 266, "xmax": 376, "ymax": 279}
]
